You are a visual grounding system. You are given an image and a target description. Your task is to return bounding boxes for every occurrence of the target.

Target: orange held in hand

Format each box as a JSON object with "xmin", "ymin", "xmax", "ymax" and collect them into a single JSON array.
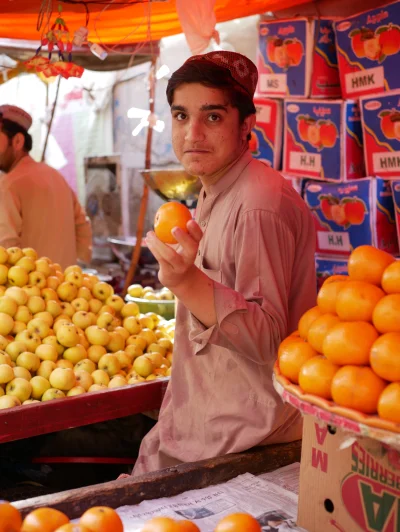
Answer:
[
  {"xmin": 215, "ymin": 513, "xmax": 262, "ymax": 532},
  {"xmin": 79, "ymin": 507, "xmax": 123, "ymax": 532},
  {"xmin": 0, "ymin": 501, "xmax": 22, "ymax": 532},
  {"xmin": 154, "ymin": 202, "xmax": 192, "ymax": 245},
  {"xmin": 21, "ymin": 507, "xmax": 69, "ymax": 532}
]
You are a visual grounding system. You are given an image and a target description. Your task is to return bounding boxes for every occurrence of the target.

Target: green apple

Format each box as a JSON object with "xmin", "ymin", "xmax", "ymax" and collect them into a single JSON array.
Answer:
[
  {"xmin": 41, "ymin": 388, "xmax": 65, "ymax": 401},
  {"xmin": 30, "ymin": 376, "xmax": 51, "ymax": 400},
  {"xmin": 6, "ymin": 377, "xmax": 32, "ymax": 402},
  {"xmin": 49, "ymin": 367, "xmax": 76, "ymax": 391}
]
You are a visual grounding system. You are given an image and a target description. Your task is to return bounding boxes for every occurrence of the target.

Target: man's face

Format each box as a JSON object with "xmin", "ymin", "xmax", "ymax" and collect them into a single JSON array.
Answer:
[
  {"xmin": 0, "ymin": 129, "xmax": 16, "ymax": 173},
  {"xmin": 171, "ymin": 83, "xmax": 253, "ymax": 177}
]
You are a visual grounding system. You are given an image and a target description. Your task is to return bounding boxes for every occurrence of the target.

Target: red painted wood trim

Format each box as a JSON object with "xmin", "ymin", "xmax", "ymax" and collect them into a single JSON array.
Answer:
[{"xmin": 0, "ymin": 379, "xmax": 168, "ymax": 444}]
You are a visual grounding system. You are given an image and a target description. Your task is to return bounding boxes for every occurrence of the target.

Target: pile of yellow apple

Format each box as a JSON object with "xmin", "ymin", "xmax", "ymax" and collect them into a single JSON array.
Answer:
[
  {"xmin": 127, "ymin": 284, "xmax": 174, "ymax": 301},
  {"xmin": 0, "ymin": 246, "xmax": 175, "ymax": 410}
]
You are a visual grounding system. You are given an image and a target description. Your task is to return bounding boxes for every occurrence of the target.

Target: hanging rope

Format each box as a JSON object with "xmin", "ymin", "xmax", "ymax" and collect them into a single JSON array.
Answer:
[{"xmin": 37, "ymin": 0, "xmax": 53, "ymax": 32}]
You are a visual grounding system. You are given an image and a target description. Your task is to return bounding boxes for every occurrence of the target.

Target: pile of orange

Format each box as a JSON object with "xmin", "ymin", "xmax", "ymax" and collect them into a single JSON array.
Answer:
[{"xmin": 278, "ymin": 245, "xmax": 400, "ymax": 423}]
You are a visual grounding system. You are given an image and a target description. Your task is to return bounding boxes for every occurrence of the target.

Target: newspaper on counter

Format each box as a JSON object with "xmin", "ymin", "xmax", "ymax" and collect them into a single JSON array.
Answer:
[
  {"xmin": 259, "ymin": 462, "xmax": 300, "ymax": 495},
  {"xmin": 115, "ymin": 471, "xmax": 307, "ymax": 532}
]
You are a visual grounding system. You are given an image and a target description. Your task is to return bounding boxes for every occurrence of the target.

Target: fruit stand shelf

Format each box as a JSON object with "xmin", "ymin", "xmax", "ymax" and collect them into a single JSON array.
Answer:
[{"xmin": 0, "ymin": 379, "xmax": 168, "ymax": 444}]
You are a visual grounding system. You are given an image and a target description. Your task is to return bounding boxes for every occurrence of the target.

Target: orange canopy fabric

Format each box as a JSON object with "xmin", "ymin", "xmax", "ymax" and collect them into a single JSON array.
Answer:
[{"xmin": 0, "ymin": 0, "xmax": 308, "ymax": 44}]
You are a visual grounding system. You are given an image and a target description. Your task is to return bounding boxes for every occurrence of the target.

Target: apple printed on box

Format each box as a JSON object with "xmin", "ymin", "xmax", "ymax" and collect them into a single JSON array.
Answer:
[
  {"xmin": 304, "ymin": 177, "xmax": 398, "ymax": 255},
  {"xmin": 257, "ymin": 18, "xmax": 313, "ymax": 98},
  {"xmin": 311, "ymin": 19, "xmax": 342, "ymax": 98},
  {"xmin": 250, "ymin": 98, "xmax": 282, "ymax": 169},
  {"xmin": 334, "ymin": 1, "xmax": 400, "ymax": 99},
  {"xmin": 315, "ymin": 254, "xmax": 348, "ymax": 290},
  {"xmin": 390, "ymin": 179, "xmax": 400, "ymax": 246},
  {"xmin": 283, "ymin": 99, "xmax": 343, "ymax": 181},
  {"xmin": 343, "ymin": 100, "xmax": 365, "ymax": 179},
  {"xmin": 360, "ymin": 89, "xmax": 400, "ymax": 177}
]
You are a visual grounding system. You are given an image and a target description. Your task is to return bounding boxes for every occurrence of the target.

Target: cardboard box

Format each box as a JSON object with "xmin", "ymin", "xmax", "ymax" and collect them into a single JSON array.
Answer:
[
  {"xmin": 315, "ymin": 254, "xmax": 348, "ymax": 290},
  {"xmin": 250, "ymin": 98, "xmax": 283, "ymax": 169},
  {"xmin": 311, "ymin": 19, "xmax": 342, "ymax": 99},
  {"xmin": 257, "ymin": 18, "xmax": 313, "ymax": 98},
  {"xmin": 360, "ymin": 90, "xmax": 400, "ymax": 178},
  {"xmin": 334, "ymin": 1, "xmax": 400, "ymax": 99},
  {"xmin": 343, "ymin": 100, "xmax": 366, "ymax": 179},
  {"xmin": 390, "ymin": 179, "xmax": 400, "ymax": 247},
  {"xmin": 298, "ymin": 415, "xmax": 400, "ymax": 532}
]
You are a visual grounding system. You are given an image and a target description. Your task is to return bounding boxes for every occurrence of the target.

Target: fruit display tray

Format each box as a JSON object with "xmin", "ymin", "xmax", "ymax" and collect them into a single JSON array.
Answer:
[
  {"xmin": 0, "ymin": 379, "xmax": 168, "ymax": 444},
  {"xmin": 273, "ymin": 362, "xmax": 400, "ymax": 448}
]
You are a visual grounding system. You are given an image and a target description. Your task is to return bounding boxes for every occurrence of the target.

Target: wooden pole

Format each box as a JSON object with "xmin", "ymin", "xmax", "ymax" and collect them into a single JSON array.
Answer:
[
  {"xmin": 41, "ymin": 75, "xmax": 61, "ymax": 162},
  {"xmin": 122, "ymin": 56, "xmax": 157, "ymax": 296}
]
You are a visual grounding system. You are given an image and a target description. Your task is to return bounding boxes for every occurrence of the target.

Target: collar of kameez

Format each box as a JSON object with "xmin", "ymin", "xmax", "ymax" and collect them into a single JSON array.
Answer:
[{"xmin": 207, "ymin": 150, "xmax": 253, "ymax": 197}]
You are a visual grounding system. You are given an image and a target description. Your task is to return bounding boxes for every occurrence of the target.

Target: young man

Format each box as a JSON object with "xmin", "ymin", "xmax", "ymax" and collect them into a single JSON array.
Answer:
[
  {"xmin": 133, "ymin": 52, "xmax": 316, "ymax": 475},
  {"xmin": 0, "ymin": 105, "xmax": 92, "ymax": 268}
]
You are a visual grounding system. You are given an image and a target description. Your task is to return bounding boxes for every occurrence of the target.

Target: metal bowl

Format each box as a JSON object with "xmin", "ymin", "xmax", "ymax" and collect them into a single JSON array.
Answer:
[{"xmin": 141, "ymin": 168, "xmax": 202, "ymax": 205}]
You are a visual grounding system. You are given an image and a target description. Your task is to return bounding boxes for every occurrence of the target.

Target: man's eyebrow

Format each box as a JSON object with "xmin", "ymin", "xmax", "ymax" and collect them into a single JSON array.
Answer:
[
  {"xmin": 170, "ymin": 104, "xmax": 228, "ymax": 112},
  {"xmin": 171, "ymin": 105, "xmax": 186, "ymax": 112}
]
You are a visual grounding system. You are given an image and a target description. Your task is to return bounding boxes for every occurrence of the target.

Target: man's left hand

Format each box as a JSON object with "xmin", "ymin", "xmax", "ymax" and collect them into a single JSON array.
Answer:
[{"xmin": 146, "ymin": 220, "xmax": 203, "ymax": 290}]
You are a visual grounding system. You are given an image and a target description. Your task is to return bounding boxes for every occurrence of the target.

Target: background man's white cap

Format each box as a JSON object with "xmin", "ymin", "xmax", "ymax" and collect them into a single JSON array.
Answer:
[{"xmin": 0, "ymin": 105, "xmax": 32, "ymax": 132}]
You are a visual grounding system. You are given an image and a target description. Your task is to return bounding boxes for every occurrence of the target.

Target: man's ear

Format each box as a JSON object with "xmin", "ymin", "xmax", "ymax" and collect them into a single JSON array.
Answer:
[
  {"xmin": 242, "ymin": 114, "xmax": 256, "ymax": 141},
  {"xmin": 11, "ymin": 132, "xmax": 25, "ymax": 151}
]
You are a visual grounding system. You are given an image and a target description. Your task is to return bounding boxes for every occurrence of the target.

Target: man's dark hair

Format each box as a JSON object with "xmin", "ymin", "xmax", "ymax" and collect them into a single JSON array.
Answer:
[
  {"xmin": 0, "ymin": 117, "xmax": 33, "ymax": 152},
  {"xmin": 166, "ymin": 61, "xmax": 256, "ymax": 140}
]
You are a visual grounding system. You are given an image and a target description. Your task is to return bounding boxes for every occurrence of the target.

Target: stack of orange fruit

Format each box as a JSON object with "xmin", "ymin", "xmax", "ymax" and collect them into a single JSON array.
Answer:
[{"xmin": 278, "ymin": 245, "xmax": 400, "ymax": 423}]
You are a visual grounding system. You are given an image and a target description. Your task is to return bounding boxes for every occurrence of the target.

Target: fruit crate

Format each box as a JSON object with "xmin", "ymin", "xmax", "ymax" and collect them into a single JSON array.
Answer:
[{"xmin": 0, "ymin": 379, "xmax": 168, "ymax": 445}]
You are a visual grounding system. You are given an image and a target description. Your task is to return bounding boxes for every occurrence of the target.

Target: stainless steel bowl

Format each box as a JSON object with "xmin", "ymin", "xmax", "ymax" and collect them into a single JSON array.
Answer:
[{"xmin": 140, "ymin": 168, "xmax": 202, "ymax": 205}]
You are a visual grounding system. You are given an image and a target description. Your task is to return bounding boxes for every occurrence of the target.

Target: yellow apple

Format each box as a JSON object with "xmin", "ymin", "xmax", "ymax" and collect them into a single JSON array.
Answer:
[
  {"xmin": 147, "ymin": 343, "xmax": 167, "ymax": 356},
  {"xmin": 30, "ymin": 376, "xmax": 51, "ymax": 400},
  {"xmin": 34, "ymin": 311, "xmax": 54, "ymax": 327},
  {"xmin": 124, "ymin": 344, "xmax": 143, "ymax": 360},
  {"xmin": 88, "ymin": 298, "xmax": 103, "ymax": 314},
  {"xmin": 27, "ymin": 318, "xmax": 50, "ymax": 339},
  {"xmin": 128, "ymin": 375, "xmax": 145, "ymax": 384},
  {"xmin": 5, "ymin": 287, "xmax": 27, "ymax": 306},
  {"xmin": 41, "ymin": 388, "xmax": 65, "ymax": 401},
  {"xmin": 126, "ymin": 335, "xmax": 147, "ymax": 351},
  {"xmin": 0, "ymin": 395, "xmax": 21, "ymax": 409},
  {"xmin": 0, "ymin": 352, "xmax": 12, "ymax": 366},
  {"xmin": 0, "ymin": 364, "xmax": 14, "ymax": 384},
  {"xmin": 139, "ymin": 316, "xmax": 155, "ymax": 330},
  {"xmin": 16, "ymin": 256, "xmax": 35, "ymax": 273},
  {"xmin": 59, "ymin": 302, "xmax": 74, "ymax": 317},
  {"xmin": 158, "ymin": 338, "xmax": 173, "ymax": 351},
  {"xmin": 12, "ymin": 321, "xmax": 26, "ymax": 335},
  {"xmin": 96, "ymin": 312, "xmax": 114, "ymax": 330},
  {"xmin": 46, "ymin": 276, "xmax": 61, "ymax": 291},
  {"xmin": 55, "ymin": 270, "xmax": 65, "ymax": 283},
  {"xmin": 53, "ymin": 318, "xmax": 72, "ymax": 335},
  {"xmin": 88, "ymin": 383, "xmax": 106, "ymax": 392},
  {"xmin": 108, "ymin": 376, "xmax": 127, "ymax": 389},
  {"xmin": 37, "ymin": 360, "xmax": 57, "ymax": 380},
  {"xmin": 127, "ymin": 284, "xmax": 143, "ymax": 298},
  {"xmin": 87, "ymin": 345, "xmax": 106, "ymax": 364},
  {"xmin": 0, "ymin": 247, "xmax": 9, "ymax": 265},
  {"xmin": 13, "ymin": 366, "xmax": 31, "ymax": 381},
  {"xmin": 28, "ymin": 271, "xmax": 47, "ymax": 289},
  {"xmin": 56, "ymin": 323, "xmax": 80, "ymax": 348},
  {"xmin": 85, "ymin": 325, "xmax": 110, "ymax": 346},
  {"xmin": 22, "ymin": 247, "xmax": 38, "ymax": 261},
  {"xmin": 166, "ymin": 352, "xmax": 173, "ymax": 364},
  {"xmin": 106, "ymin": 332, "xmax": 125, "ymax": 353},
  {"xmin": 154, "ymin": 367, "xmax": 167, "ymax": 377},
  {"xmin": 7, "ymin": 247, "xmax": 23, "ymax": 265},
  {"xmin": 36, "ymin": 344, "xmax": 58, "ymax": 363},
  {"xmin": 45, "ymin": 300, "xmax": 62, "ymax": 319},
  {"xmin": 49, "ymin": 367, "xmax": 76, "ymax": 391},
  {"xmin": 133, "ymin": 356, "xmax": 154, "ymax": 378},
  {"xmin": 67, "ymin": 386, "xmax": 86, "ymax": 396},
  {"xmin": 56, "ymin": 359, "xmax": 74, "ymax": 370},
  {"xmin": 0, "ymin": 265, "xmax": 9, "ymax": 286},
  {"xmin": 71, "ymin": 298, "xmax": 89, "ymax": 313},
  {"xmin": 27, "ymin": 296, "xmax": 46, "ymax": 315},
  {"xmin": 13, "ymin": 306, "xmax": 31, "ymax": 324},
  {"xmin": 5, "ymin": 341, "xmax": 27, "ymax": 362},
  {"xmin": 161, "ymin": 356, "xmax": 171, "ymax": 368},
  {"xmin": 139, "ymin": 328, "xmax": 157, "ymax": 347},
  {"xmin": 0, "ymin": 313, "xmax": 14, "ymax": 336},
  {"xmin": 91, "ymin": 369, "xmax": 110, "ymax": 386},
  {"xmin": 74, "ymin": 359, "xmax": 96, "ymax": 374},
  {"xmin": 63, "ymin": 344, "xmax": 87, "ymax": 364},
  {"xmin": 65, "ymin": 271, "xmax": 83, "ymax": 288},
  {"xmin": 146, "ymin": 374, "xmax": 157, "ymax": 381},
  {"xmin": 64, "ymin": 265, "xmax": 82, "ymax": 276},
  {"xmin": 0, "ymin": 335, "xmax": 9, "ymax": 351},
  {"xmin": 98, "ymin": 354, "xmax": 121, "ymax": 377},
  {"xmin": 114, "ymin": 326, "xmax": 129, "ymax": 342},
  {"xmin": 6, "ymin": 377, "xmax": 32, "ymax": 402},
  {"xmin": 74, "ymin": 370, "xmax": 93, "ymax": 391},
  {"xmin": 92, "ymin": 282, "xmax": 113, "ymax": 301},
  {"xmin": 145, "ymin": 352, "xmax": 163, "ymax": 369},
  {"xmin": 106, "ymin": 295, "xmax": 125, "ymax": 313},
  {"xmin": 123, "ymin": 316, "xmax": 141, "ymax": 335},
  {"xmin": 72, "ymin": 311, "xmax": 92, "ymax": 330},
  {"xmin": 57, "ymin": 282, "xmax": 78, "ymax": 302},
  {"xmin": 16, "ymin": 351, "xmax": 41, "ymax": 372},
  {"xmin": 42, "ymin": 335, "xmax": 64, "ymax": 356},
  {"xmin": 35, "ymin": 259, "xmax": 52, "ymax": 278},
  {"xmin": 77, "ymin": 329, "xmax": 90, "ymax": 350},
  {"xmin": 77, "ymin": 287, "xmax": 91, "ymax": 302},
  {"xmin": 41, "ymin": 288, "xmax": 59, "ymax": 302},
  {"xmin": 115, "ymin": 351, "xmax": 132, "ymax": 370},
  {"xmin": 23, "ymin": 399, "xmax": 40, "ymax": 405}
]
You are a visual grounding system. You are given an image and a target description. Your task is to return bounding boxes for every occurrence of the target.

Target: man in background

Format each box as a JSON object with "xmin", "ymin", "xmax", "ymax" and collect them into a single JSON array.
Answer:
[{"xmin": 0, "ymin": 105, "xmax": 92, "ymax": 268}]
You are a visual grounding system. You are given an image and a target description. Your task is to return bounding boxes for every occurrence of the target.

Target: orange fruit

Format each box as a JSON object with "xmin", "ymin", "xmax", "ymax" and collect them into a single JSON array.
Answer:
[
  {"xmin": 381, "ymin": 261, "xmax": 400, "ymax": 294},
  {"xmin": 141, "ymin": 517, "xmax": 180, "ymax": 531},
  {"xmin": 79, "ymin": 507, "xmax": 123, "ymax": 532},
  {"xmin": 154, "ymin": 202, "xmax": 192, "ymax": 244},
  {"xmin": 335, "ymin": 281, "xmax": 384, "ymax": 321},
  {"xmin": 278, "ymin": 339, "xmax": 317, "ymax": 383},
  {"xmin": 348, "ymin": 245, "xmax": 395, "ymax": 286},
  {"xmin": 298, "ymin": 306, "xmax": 323, "ymax": 340},
  {"xmin": 377, "ymin": 383, "xmax": 400, "ymax": 423},
  {"xmin": 55, "ymin": 525, "xmax": 91, "ymax": 532},
  {"xmin": 0, "ymin": 501, "xmax": 22, "ymax": 532},
  {"xmin": 322, "ymin": 275, "xmax": 349, "ymax": 285},
  {"xmin": 317, "ymin": 277, "xmax": 348, "ymax": 313},
  {"xmin": 307, "ymin": 313, "xmax": 340, "ymax": 352},
  {"xmin": 21, "ymin": 507, "xmax": 69, "ymax": 532},
  {"xmin": 177, "ymin": 522, "xmax": 200, "ymax": 531},
  {"xmin": 278, "ymin": 335, "xmax": 302, "ymax": 358},
  {"xmin": 214, "ymin": 513, "xmax": 261, "ymax": 532},
  {"xmin": 322, "ymin": 321, "xmax": 379, "ymax": 365},
  {"xmin": 331, "ymin": 365, "xmax": 387, "ymax": 414},
  {"xmin": 372, "ymin": 294, "xmax": 400, "ymax": 333},
  {"xmin": 370, "ymin": 332, "xmax": 400, "ymax": 381},
  {"xmin": 298, "ymin": 355, "xmax": 339, "ymax": 399}
]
